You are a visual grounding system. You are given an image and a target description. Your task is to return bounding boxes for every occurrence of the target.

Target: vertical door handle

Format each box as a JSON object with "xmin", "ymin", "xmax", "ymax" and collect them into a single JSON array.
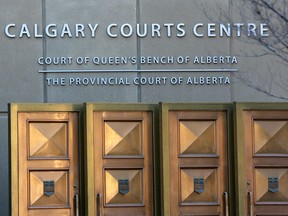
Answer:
[
  {"xmin": 248, "ymin": 192, "xmax": 253, "ymax": 216},
  {"xmin": 97, "ymin": 193, "xmax": 102, "ymax": 216},
  {"xmin": 223, "ymin": 192, "xmax": 229, "ymax": 216},
  {"xmin": 74, "ymin": 193, "xmax": 79, "ymax": 216}
]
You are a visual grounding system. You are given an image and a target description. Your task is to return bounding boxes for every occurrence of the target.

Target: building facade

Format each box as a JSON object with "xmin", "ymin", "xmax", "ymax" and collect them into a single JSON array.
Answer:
[{"xmin": 1, "ymin": 0, "xmax": 288, "ymax": 215}]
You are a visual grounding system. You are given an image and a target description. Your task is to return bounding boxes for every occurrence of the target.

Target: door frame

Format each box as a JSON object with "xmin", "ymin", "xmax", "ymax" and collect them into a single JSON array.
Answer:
[
  {"xmin": 160, "ymin": 103, "xmax": 235, "ymax": 216},
  {"xmin": 84, "ymin": 103, "xmax": 160, "ymax": 216},
  {"xmin": 9, "ymin": 103, "xmax": 84, "ymax": 216},
  {"xmin": 234, "ymin": 102, "xmax": 288, "ymax": 216}
]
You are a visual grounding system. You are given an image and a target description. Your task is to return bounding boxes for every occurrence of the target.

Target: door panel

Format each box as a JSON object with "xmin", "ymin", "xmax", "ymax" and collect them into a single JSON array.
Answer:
[
  {"xmin": 86, "ymin": 104, "xmax": 156, "ymax": 216},
  {"xmin": 10, "ymin": 104, "xmax": 80, "ymax": 216},
  {"xmin": 242, "ymin": 109, "xmax": 288, "ymax": 215},
  {"xmin": 161, "ymin": 104, "xmax": 231, "ymax": 216}
]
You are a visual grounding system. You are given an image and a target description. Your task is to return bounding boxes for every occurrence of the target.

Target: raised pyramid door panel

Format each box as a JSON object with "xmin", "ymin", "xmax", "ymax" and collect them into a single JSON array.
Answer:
[
  {"xmin": 179, "ymin": 120, "xmax": 217, "ymax": 156},
  {"xmin": 253, "ymin": 120, "xmax": 288, "ymax": 156},
  {"xmin": 104, "ymin": 121, "xmax": 142, "ymax": 157},
  {"xmin": 29, "ymin": 122, "xmax": 68, "ymax": 158}
]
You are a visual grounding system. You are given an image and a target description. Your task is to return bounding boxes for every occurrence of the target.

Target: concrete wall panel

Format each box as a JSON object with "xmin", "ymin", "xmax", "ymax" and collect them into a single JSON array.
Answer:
[
  {"xmin": 46, "ymin": 73, "xmax": 139, "ymax": 102},
  {"xmin": 44, "ymin": 0, "xmax": 139, "ymax": 102},
  {"xmin": 139, "ymin": 72, "xmax": 232, "ymax": 102},
  {"xmin": 230, "ymin": 1, "xmax": 288, "ymax": 101},
  {"xmin": 0, "ymin": 0, "xmax": 44, "ymax": 111}
]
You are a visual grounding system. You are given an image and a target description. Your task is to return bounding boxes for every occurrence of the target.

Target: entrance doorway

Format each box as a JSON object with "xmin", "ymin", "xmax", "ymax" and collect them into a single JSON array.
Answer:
[
  {"xmin": 10, "ymin": 104, "xmax": 81, "ymax": 216},
  {"xmin": 85, "ymin": 103, "xmax": 157, "ymax": 216},
  {"xmin": 235, "ymin": 103, "xmax": 288, "ymax": 216},
  {"xmin": 10, "ymin": 102, "xmax": 288, "ymax": 215},
  {"xmin": 160, "ymin": 103, "xmax": 233, "ymax": 216}
]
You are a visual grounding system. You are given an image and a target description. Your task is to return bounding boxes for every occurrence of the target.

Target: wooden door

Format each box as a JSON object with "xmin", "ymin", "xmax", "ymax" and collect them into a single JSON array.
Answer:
[
  {"xmin": 11, "ymin": 104, "xmax": 80, "ymax": 216},
  {"xmin": 86, "ymin": 104, "xmax": 155, "ymax": 216},
  {"xmin": 161, "ymin": 104, "xmax": 231, "ymax": 216},
  {"xmin": 242, "ymin": 109, "xmax": 288, "ymax": 215}
]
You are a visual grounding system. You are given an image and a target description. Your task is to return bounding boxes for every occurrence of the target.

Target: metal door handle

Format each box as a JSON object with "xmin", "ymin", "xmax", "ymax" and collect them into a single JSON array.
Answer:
[
  {"xmin": 74, "ymin": 193, "xmax": 79, "ymax": 216},
  {"xmin": 97, "ymin": 193, "xmax": 102, "ymax": 216},
  {"xmin": 223, "ymin": 192, "xmax": 229, "ymax": 216},
  {"xmin": 248, "ymin": 192, "xmax": 253, "ymax": 216}
]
